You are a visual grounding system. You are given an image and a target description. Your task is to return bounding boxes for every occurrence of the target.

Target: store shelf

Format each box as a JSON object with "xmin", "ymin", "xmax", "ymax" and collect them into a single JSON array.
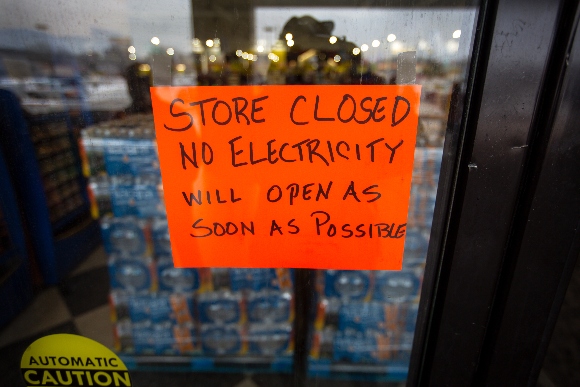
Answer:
[
  {"xmin": 51, "ymin": 204, "xmax": 90, "ymax": 235},
  {"xmin": 0, "ymin": 89, "xmax": 99, "ymax": 285}
]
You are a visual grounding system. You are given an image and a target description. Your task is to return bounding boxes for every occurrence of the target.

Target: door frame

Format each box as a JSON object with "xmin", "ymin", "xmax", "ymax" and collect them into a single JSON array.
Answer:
[{"xmin": 408, "ymin": 0, "xmax": 580, "ymax": 385}]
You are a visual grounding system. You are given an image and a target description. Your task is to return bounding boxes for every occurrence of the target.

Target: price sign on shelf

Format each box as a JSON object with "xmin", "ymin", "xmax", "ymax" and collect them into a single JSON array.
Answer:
[{"xmin": 151, "ymin": 85, "xmax": 421, "ymax": 270}]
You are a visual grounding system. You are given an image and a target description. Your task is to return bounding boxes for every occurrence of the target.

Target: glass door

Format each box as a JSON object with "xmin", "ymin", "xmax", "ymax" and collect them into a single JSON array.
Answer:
[{"xmin": 1, "ymin": 0, "xmax": 576, "ymax": 386}]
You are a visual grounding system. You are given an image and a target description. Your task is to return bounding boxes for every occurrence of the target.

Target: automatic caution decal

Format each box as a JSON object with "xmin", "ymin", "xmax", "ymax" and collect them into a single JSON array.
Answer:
[{"xmin": 21, "ymin": 334, "xmax": 131, "ymax": 387}]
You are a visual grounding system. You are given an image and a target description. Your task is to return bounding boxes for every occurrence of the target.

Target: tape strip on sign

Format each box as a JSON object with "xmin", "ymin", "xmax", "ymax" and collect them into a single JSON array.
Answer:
[
  {"xmin": 151, "ymin": 85, "xmax": 421, "ymax": 270},
  {"xmin": 21, "ymin": 334, "xmax": 132, "ymax": 387}
]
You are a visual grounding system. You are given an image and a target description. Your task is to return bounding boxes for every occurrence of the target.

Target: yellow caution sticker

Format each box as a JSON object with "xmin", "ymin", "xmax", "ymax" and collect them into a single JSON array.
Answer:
[{"xmin": 21, "ymin": 334, "xmax": 132, "ymax": 387}]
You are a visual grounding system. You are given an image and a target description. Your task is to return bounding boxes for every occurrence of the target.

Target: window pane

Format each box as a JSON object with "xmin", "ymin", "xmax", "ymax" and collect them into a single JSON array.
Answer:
[{"xmin": 0, "ymin": 1, "xmax": 478, "ymax": 385}]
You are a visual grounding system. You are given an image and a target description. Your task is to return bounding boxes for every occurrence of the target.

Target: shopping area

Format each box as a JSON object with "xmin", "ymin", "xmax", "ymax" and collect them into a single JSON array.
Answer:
[{"xmin": 0, "ymin": 103, "xmax": 442, "ymax": 385}]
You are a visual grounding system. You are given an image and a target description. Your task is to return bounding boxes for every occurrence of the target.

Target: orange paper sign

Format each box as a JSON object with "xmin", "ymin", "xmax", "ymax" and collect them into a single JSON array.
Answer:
[{"xmin": 151, "ymin": 85, "xmax": 421, "ymax": 270}]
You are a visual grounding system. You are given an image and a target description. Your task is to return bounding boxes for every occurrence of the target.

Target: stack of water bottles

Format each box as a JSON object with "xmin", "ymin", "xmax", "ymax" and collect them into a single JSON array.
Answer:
[
  {"xmin": 81, "ymin": 115, "xmax": 295, "ymax": 359},
  {"xmin": 197, "ymin": 268, "xmax": 294, "ymax": 357},
  {"xmin": 309, "ymin": 147, "xmax": 442, "ymax": 372}
]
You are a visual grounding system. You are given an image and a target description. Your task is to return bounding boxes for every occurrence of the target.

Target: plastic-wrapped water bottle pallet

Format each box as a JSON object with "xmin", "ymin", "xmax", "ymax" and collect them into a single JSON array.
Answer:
[
  {"xmin": 308, "ymin": 359, "xmax": 408, "ymax": 382},
  {"xmin": 119, "ymin": 355, "xmax": 293, "ymax": 374}
]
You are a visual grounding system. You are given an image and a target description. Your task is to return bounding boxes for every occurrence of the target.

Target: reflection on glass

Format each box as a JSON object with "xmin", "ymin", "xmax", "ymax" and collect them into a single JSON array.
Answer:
[{"xmin": 0, "ymin": 0, "xmax": 477, "ymax": 383}]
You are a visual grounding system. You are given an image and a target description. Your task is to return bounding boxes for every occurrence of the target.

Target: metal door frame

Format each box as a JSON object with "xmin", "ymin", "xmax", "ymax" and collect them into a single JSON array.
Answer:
[{"xmin": 408, "ymin": 0, "xmax": 580, "ymax": 385}]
